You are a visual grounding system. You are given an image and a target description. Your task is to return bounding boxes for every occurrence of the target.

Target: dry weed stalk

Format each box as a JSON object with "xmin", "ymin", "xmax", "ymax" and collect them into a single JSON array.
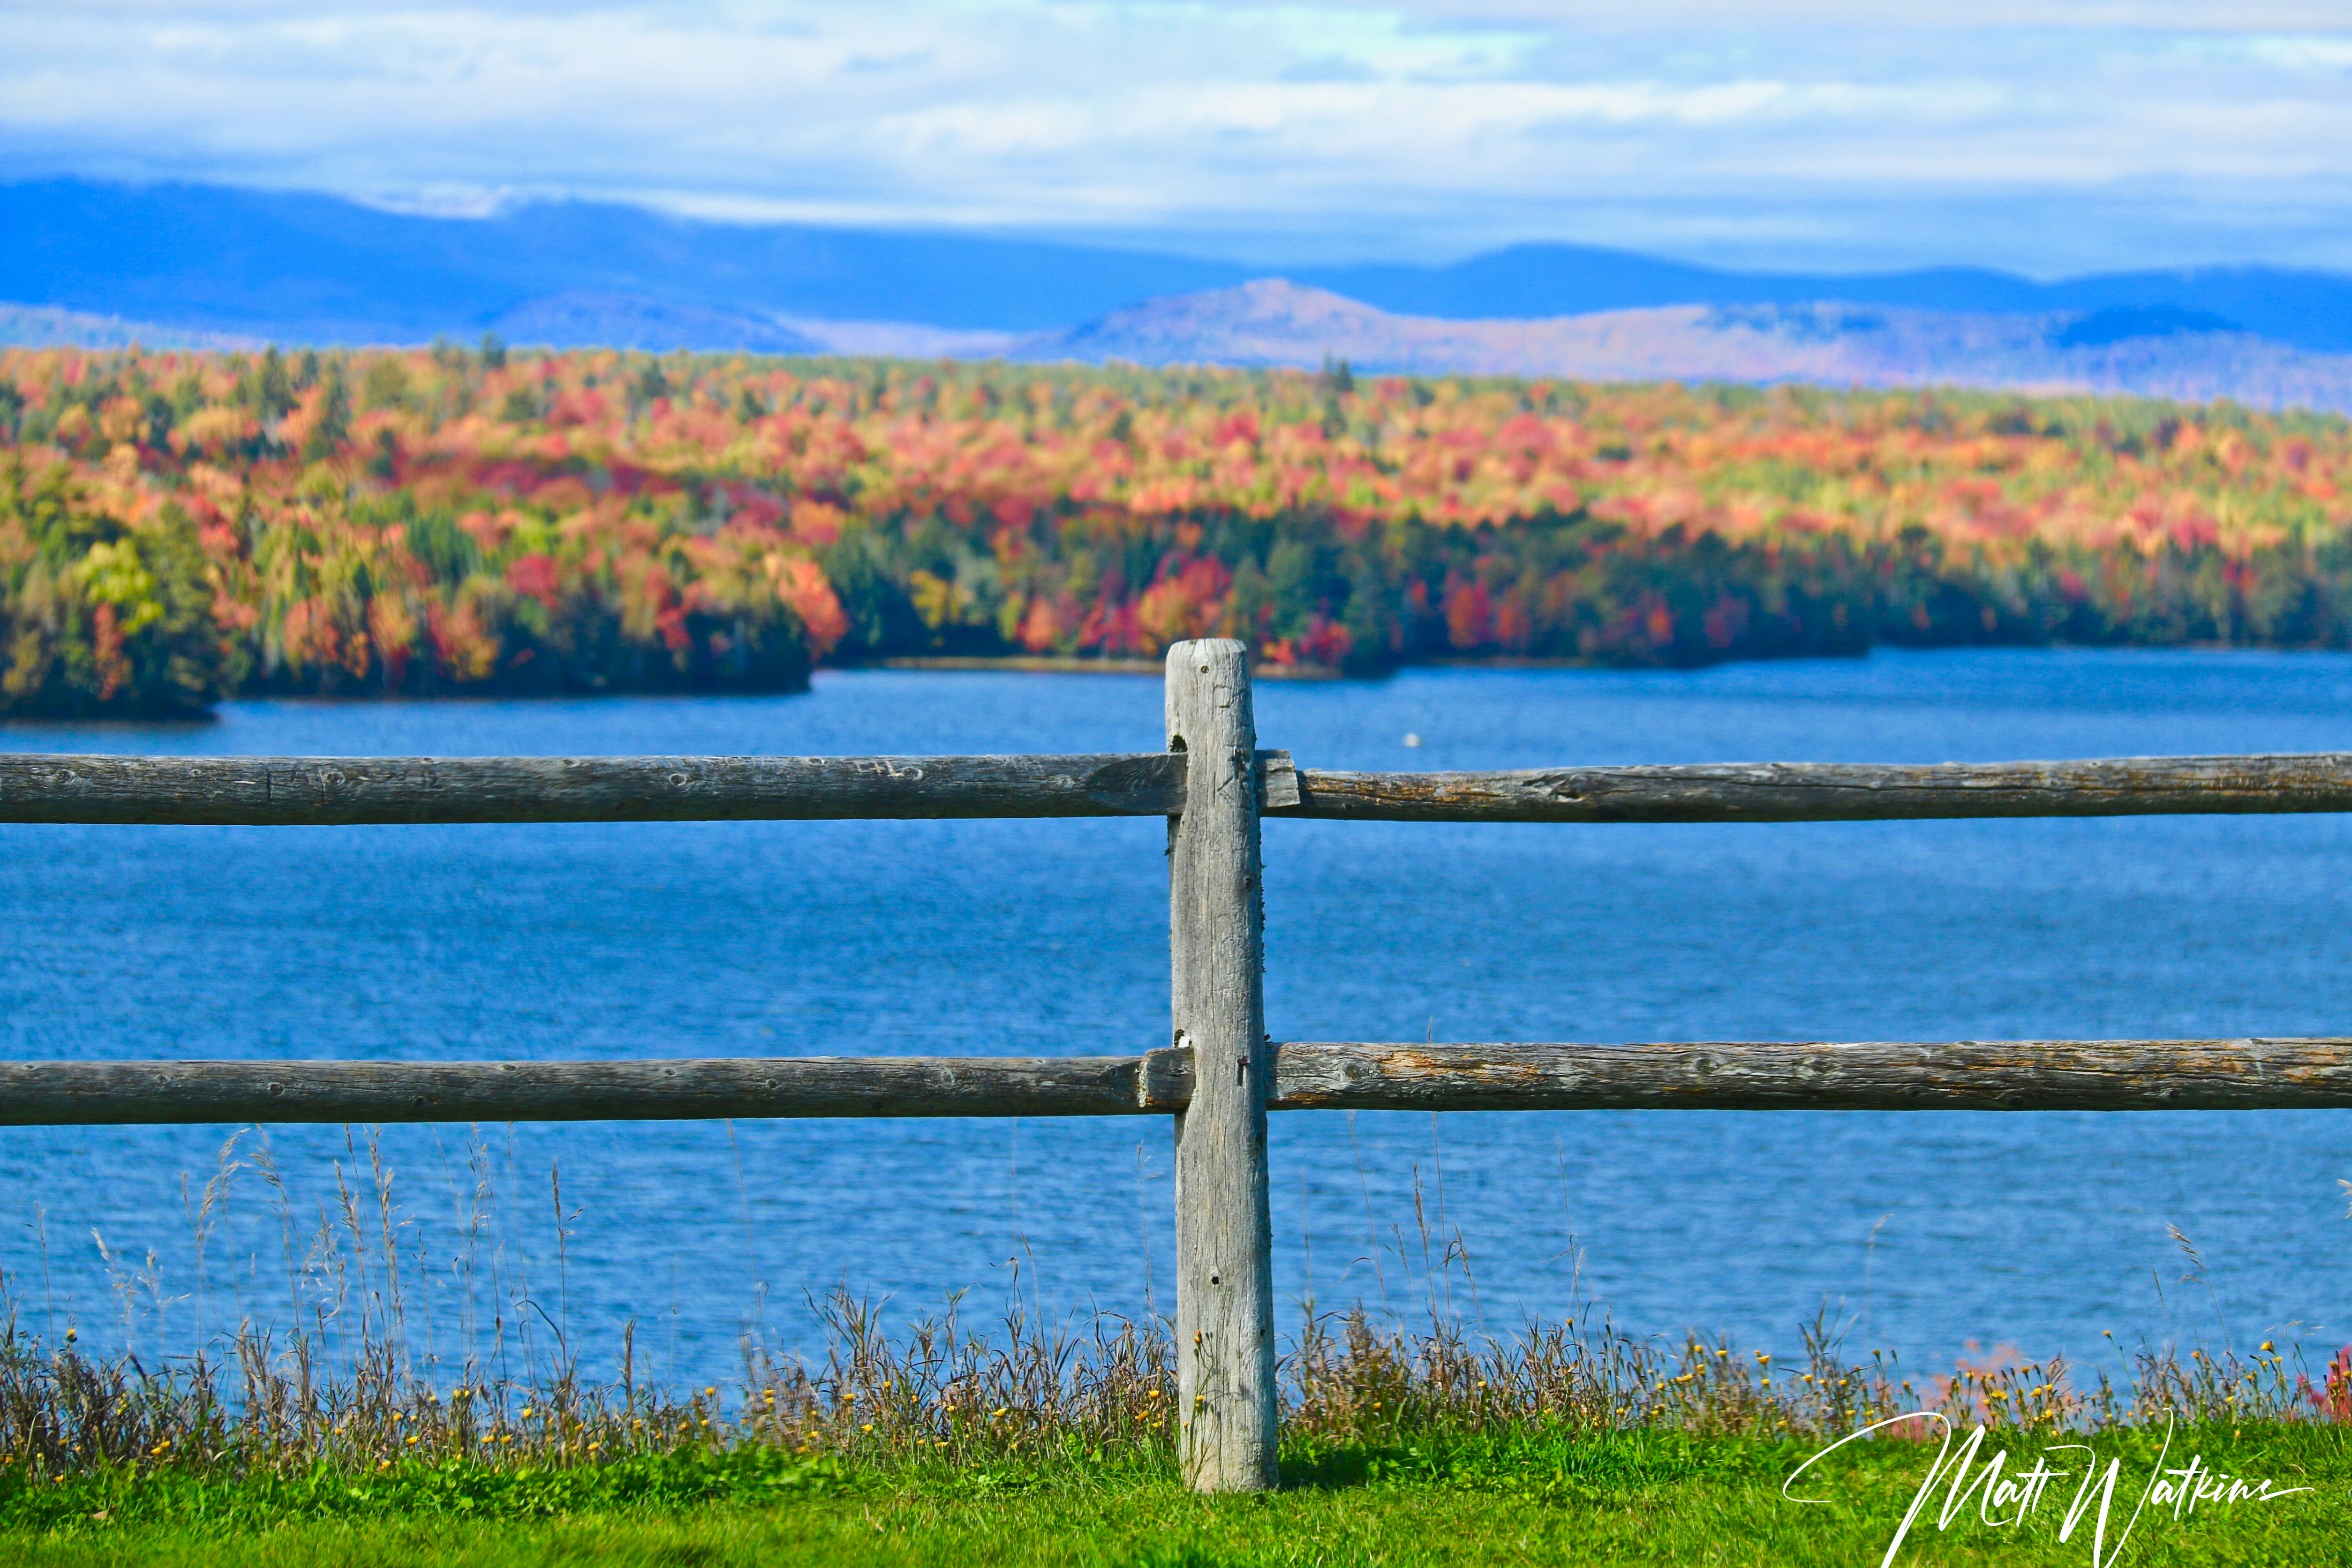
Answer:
[{"xmin": 0, "ymin": 1125, "xmax": 2338, "ymax": 1483}]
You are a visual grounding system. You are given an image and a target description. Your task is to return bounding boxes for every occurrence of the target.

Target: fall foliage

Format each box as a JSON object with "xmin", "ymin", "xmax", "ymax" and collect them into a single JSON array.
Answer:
[{"xmin": 4, "ymin": 339, "xmax": 2351, "ymax": 716}]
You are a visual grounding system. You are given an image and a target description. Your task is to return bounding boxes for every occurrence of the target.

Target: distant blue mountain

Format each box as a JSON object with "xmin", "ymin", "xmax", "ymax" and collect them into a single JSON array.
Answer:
[
  {"xmin": 0, "ymin": 179, "xmax": 1246, "ymax": 339},
  {"xmin": 1309, "ymin": 245, "xmax": 2352, "ymax": 354},
  {"xmin": 486, "ymin": 291, "xmax": 825, "ymax": 354},
  {"xmin": 5, "ymin": 178, "xmax": 2350, "ymax": 353},
  {"xmin": 2049, "ymin": 305, "xmax": 2241, "ymax": 349}
]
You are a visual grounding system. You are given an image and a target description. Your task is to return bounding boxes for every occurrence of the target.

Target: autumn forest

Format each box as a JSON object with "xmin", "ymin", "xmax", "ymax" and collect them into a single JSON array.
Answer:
[{"xmin": 4, "ymin": 339, "xmax": 2350, "ymax": 716}]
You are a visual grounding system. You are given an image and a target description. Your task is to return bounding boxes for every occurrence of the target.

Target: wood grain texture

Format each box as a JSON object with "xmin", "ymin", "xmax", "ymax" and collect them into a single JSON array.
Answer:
[
  {"xmin": 15, "ymin": 751, "xmax": 2352, "ymax": 828},
  {"xmin": 1165, "ymin": 639, "xmax": 1279, "ymax": 1493},
  {"xmin": 0, "ymin": 1056, "xmax": 1151, "ymax": 1126},
  {"xmin": 1282, "ymin": 754, "xmax": 2352, "ymax": 823},
  {"xmin": 1256, "ymin": 751, "xmax": 1300, "ymax": 811},
  {"xmin": 4, "ymin": 1038, "xmax": 2344, "ymax": 1128},
  {"xmin": 1243, "ymin": 1040, "xmax": 2352, "ymax": 1111},
  {"xmin": 0, "ymin": 754, "xmax": 1184, "ymax": 825}
]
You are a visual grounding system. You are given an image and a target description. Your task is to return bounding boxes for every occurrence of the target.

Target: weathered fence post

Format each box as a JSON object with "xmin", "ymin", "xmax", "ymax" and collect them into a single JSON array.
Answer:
[{"xmin": 1165, "ymin": 638, "xmax": 1278, "ymax": 1492}]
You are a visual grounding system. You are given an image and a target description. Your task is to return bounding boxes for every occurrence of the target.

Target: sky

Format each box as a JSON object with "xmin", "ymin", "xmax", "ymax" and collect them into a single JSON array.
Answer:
[{"xmin": 3, "ymin": 1, "xmax": 2351, "ymax": 276}]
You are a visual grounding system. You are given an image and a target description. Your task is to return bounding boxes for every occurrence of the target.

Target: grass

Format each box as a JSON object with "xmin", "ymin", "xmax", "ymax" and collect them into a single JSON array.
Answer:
[
  {"xmin": 0, "ymin": 1298, "xmax": 2345, "ymax": 1565},
  {"xmin": 1, "ymin": 1422, "xmax": 2345, "ymax": 1566},
  {"xmin": 3, "ymin": 1131, "xmax": 2344, "ymax": 1561}
]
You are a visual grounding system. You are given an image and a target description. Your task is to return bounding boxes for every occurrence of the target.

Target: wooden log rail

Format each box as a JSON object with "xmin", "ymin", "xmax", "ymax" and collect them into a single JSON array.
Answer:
[
  {"xmin": 9, "ymin": 750, "xmax": 2352, "ymax": 826},
  {"xmin": 6, "ymin": 1038, "xmax": 2348, "ymax": 1126},
  {"xmin": 0, "ymin": 753, "xmax": 1189, "ymax": 824},
  {"xmin": 1287, "ymin": 754, "xmax": 2352, "ymax": 823}
]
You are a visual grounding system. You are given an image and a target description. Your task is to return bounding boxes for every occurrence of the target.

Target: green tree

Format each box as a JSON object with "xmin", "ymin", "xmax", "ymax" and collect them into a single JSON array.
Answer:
[
  {"xmin": 252, "ymin": 348, "xmax": 296, "ymax": 419},
  {"xmin": 0, "ymin": 460, "xmax": 228, "ymax": 717},
  {"xmin": 302, "ymin": 367, "xmax": 353, "ymax": 462}
]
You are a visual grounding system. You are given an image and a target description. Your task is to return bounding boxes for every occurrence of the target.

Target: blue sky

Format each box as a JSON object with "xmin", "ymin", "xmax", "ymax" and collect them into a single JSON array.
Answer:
[{"xmin": 4, "ymin": 1, "xmax": 2350, "ymax": 275}]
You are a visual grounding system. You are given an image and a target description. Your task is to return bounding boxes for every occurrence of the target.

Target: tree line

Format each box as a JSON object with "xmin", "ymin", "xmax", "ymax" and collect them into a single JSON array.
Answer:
[{"xmin": 4, "ymin": 341, "xmax": 2348, "ymax": 716}]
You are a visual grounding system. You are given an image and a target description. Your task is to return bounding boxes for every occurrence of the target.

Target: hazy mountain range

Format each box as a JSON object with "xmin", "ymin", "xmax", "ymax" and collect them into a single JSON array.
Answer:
[
  {"xmin": 1025, "ymin": 281, "xmax": 2352, "ymax": 414},
  {"xmin": 7, "ymin": 180, "xmax": 2352, "ymax": 413}
]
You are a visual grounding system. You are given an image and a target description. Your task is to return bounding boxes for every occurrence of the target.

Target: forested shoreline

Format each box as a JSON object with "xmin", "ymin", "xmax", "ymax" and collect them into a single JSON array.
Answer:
[{"xmin": 3, "ymin": 340, "xmax": 2350, "ymax": 717}]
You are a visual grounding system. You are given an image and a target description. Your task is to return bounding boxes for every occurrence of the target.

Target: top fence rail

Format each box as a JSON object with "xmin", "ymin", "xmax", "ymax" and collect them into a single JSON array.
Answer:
[{"xmin": 6, "ymin": 750, "xmax": 2352, "ymax": 826}]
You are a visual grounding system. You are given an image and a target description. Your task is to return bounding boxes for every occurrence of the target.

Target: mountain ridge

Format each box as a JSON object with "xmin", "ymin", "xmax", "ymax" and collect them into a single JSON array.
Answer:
[
  {"xmin": 1019, "ymin": 280, "xmax": 2352, "ymax": 415},
  {"xmin": 8, "ymin": 178, "xmax": 2352, "ymax": 353}
]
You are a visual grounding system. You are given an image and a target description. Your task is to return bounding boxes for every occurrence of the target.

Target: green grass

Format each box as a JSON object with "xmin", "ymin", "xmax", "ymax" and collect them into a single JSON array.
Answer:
[{"xmin": 5, "ymin": 1423, "xmax": 2345, "ymax": 1566}]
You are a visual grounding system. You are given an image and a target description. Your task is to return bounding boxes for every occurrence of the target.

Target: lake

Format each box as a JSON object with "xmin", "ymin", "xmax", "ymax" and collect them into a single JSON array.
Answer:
[{"xmin": 3, "ymin": 648, "xmax": 2350, "ymax": 1392}]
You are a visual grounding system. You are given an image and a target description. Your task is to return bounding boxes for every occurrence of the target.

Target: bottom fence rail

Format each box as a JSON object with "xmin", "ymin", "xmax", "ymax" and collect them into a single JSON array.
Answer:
[{"xmin": 3, "ymin": 1036, "xmax": 2349, "ymax": 1124}]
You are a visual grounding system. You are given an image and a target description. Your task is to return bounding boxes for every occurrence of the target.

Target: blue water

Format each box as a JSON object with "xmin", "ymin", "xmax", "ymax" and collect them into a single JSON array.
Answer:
[{"xmin": 4, "ymin": 648, "xmax": 2351, "ymax": 1391}]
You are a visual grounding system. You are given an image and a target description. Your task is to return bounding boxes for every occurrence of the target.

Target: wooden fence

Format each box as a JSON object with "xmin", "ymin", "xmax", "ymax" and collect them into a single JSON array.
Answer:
[{"xmin": 7, "ymin": 637, "xmax": 2352, "ymax": 1491}]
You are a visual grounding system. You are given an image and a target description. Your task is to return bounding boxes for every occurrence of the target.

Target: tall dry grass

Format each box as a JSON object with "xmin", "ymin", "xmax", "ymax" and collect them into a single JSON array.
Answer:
[{"xmin": 0, "ymin": 1125, "xmax": 2343, "ymax": 1488}]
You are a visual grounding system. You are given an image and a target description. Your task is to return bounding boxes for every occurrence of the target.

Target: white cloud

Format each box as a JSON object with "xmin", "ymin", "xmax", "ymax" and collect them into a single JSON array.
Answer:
[{"xmin": 0, "ymin": 1, "xmax": 2348, "ymax": 271}]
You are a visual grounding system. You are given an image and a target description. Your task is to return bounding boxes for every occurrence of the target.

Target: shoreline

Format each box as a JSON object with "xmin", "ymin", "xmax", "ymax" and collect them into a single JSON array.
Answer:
[
  {"xmin": 5, "ymin": 643, "xmax": 2342, "ymax": 726},
  {"xmin": 876, "ymin": 656, "xmax": 1345, "ymax": 680}
]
